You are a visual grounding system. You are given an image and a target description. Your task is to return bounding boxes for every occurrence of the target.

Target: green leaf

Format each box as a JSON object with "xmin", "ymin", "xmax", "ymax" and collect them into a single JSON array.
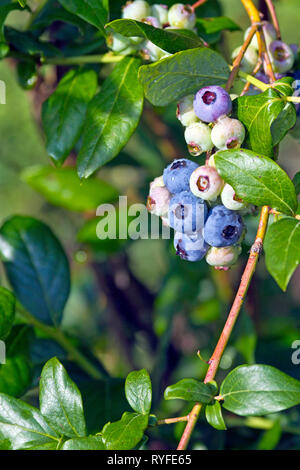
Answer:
[
  {"xmin": 0, "ymin": 325, "xmax": 32, "ymax": 397},
  {"xmin": 0, "ymin": 287, "xmax": 15, "ymax": 340},
  {"xmin": 5, "ymin": 27, "xmax": 61, "ymax": 58},
  {"xmin": 257, "ymin": 419, "xmax": 282, "ymax": 450},
  {"xmin": 106, "ymin": 19, "xmax": 204, "ymax": 54},
  {"xmin": 293, "ymin": 172, "xmax": 300, "ymax": 195},
  {"xmin": 220, "ymin": 364, "xmax": 300, "ymax": 416},
  {"xmin": 214, "ymin": 149, "xmax": 298, "ymax": 215},
  {"xmin": 77, "ymin": 57, "xmax": 144, "ymax": 178},
  {"xmin": 125, "ymin": 369, "xmax": 152, "ymax": 415},
  {"xmin": 0, "ymin": 393, "xmax": 59, "ymax": 450},
  {"xmin": 0, "ymin": 1, "xmax": 25, "ymax": 43},
  {"xmin": 42, "ymin": 68, "xmax": 98, "ymax": 165},
  {"xmin": 0, "ymin": 216, "xmax": 70, "ymax": 326},
  {"xmin": 164, "ymin": 378, "xmax": 216, "ymax": 403},
  {"xmin": 58, "ymin": 0, "xmax": 109, "ymax": 35},
  {"xmin": 40, "ymin": 358, "xmax": 86, "ymax": 438},
  {"xmin": 205, "ymin": 401, "xmax": 226, "ymax": 431},
  {"xmin": 62, "ymin": 436, "xmax": 105, "ymax": 450},
  {"xmin": 102, "ymin": 412, "xmax": 148, "ymax": 450},
  {"xmin": 272, "ymin": 76, "xmax": 295, "ymax": 97},
  {"xmin": 22, "ymin": 166, "xmax": 118, "ymax": 212},
  {"xmin": 234, "ymin": 89, "xmax": 296, "ymax": 157},
  {"xmin": 264, "ymin": 217, "xmax": 300, "ymax": 291},
  {"xmin": 139, "ymin": 47, "xmax": 229, "ymax": 106},
  {"xmin": 18, "ymin": 0, "xmax": 26, "ymax": 6},
  {"xmin": 196, "ymin": 16, "xmax": 240, "ymax": 35}
]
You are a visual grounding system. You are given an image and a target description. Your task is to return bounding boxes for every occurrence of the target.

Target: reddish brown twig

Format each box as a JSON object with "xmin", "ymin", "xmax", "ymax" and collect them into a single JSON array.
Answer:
[
  {"xmin": 265, "ymin": 0, "xmax": 281, "ymax": 39},
  {"xmin": 192, "ymin": 0, "xmax": 207, "ymax": 10},
  {"xmin": 226, "ymin": 24, "xmax": 258, "ymax": 92},
  {"xmin": 241, "ymin": 58, "xmax": 263, "ymax": 95},
  {"xmin": 177, "ymin": 206, "xmax": 270, "ymax": 450},
  {"xmin": 157, "ymin": 415, "xmax": 189, "ymax": 425}
]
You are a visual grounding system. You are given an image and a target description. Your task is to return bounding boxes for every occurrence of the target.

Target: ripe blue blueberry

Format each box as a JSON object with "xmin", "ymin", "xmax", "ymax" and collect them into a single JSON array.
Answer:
[
  {"xmin": 203, "ymin": 205, "xmax": 244, "ymax": 247},
  {"xmin": 174, "ymin": 231, "xmax": 208, "ymax": 262},
  {"xmin": 193, "ymin": 86, "xmax": 232, "ymax": 123},
  {"xmin": 169, "ymin": 191, "xmax": 208, "ymax": 234},
  {"xmin": 163, "ymin": 158, "xmax": 198, "ymax": 194},
  {"xmin": 268, "ymin": 40, "xmax": 295, "ymax": 74}
]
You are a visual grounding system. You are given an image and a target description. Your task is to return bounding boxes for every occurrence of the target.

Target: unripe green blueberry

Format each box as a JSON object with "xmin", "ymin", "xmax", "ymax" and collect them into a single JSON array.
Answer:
[
  {"xmin": 268, "ymin": 40, "xmax": 295, "ymax": 73},
  {"xmin": 211, "ymin": 116, "xmax": 245, "ymax": 151},
  {"xmin": 168, "ymin": 3, "xmax": 196, "ymax": 30},
  {"xmin": 206, "ymin": 245, "xmax": 242, "ymax": 268},
  {"xmin": 107, "ymin": 32, "xmax": 133, "ymax": 53},
  {"xmin": 244, "ymin": 22, "xmax": 276, "ymax": 50},
  {"xmin": 184, "ymin": 122, "xmax": 213, "ymax": 156},
  {"xmin": 151, "ymin": 4, "xmax": 169, "ymax": 25},
  {"xmin": 232, "ymin": 45, "xmax": 258, "ymax": 73},
  {"xmin": 190, "ymin": 166, "xmax": 224, "ymax": 201},
  {"xmin": 122, "ymin": 1, "xmax": 151, "ymax": 21},
  {"xmin": 221, "ymin": 183, "xmax": 246, "ymax": 211},
  {"xmin": 176, "ymin": 95, "xmax": 199, "ymax": 127},
  {"xmin": 143, "ymin": 41, "xmax": 168, "ymax": 62}
]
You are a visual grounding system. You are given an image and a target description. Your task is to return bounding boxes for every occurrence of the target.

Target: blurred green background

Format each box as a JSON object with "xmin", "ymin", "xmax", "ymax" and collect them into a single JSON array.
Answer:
[{"xmin": 0, "ymin": 0, "xmax": 299, "ymax": 450}]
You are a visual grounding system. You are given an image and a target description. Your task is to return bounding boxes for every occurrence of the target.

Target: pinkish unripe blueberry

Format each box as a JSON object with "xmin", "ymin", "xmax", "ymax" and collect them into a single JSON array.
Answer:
[
  {"xmin": 268, "ymin": 40, "xmax": 295, "ymax": 73},
  {"xmin": 122, "ymin": 0, "xmax": 151, "ymax": 20},
  {"xmin": 206, "ymin": 245, "xmax": 242, "ymax": 268},
  {"xmin": 221, "ymin": 183, "xmax": 246, "ymax": 211},
  {"xmin": 211, "ymin": 116, "xmax": 245, "ymax": 150},
  {"xmin": 190, "ymin": 166, "xmax": 224, "ymax": 201},
  {"xmin": 147, "ymin": 177, "xmax": 171, "ymax": 216},
  {"xmin": 177, "ymin": 95, "xmax": 199, "ymax": 127},
  {"xmin": 168, "ymin": 3, "xmax": 196, "ymax": 30},
  {"xmin": 184, "ymin": 122, "xmax": 213, "ymax": 156}
]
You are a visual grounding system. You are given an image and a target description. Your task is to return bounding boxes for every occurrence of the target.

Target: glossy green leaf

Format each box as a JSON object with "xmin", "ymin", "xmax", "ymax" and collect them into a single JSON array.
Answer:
[
  {"xmin": 42, "ymin": 68, "xmax": 98, "ymax": 165},
  {"xmin": 18, "ymin": 0, "xmax": 26, "ymax": 6},
  {"xmin": 220, "ymin": 364, "xmax": 300, "ymax": 416},
  {"xmin": 22, "ymin": 166, "xmax": 118, "ymax": 211},
  {"xmin": 272, "ymin": 76, "xmax": 295, "ymax": 97},
  {"xmin": 214, "ymin": 149, "xmax": 298, "ymax": 215},
  {"xmin": 164, "ymin": 378, "xmax": 216, "ymax": 403},
  {"xmin": 125, "ymin": 369, "xmax": 152, "ymax": 415},
  {"xmin": 196, "ymin": 16, "xmax": 240, "ymax": 34},
  {"xmin": 0, "ymin": 325, "xmax": 32, "ymax": 397},
  {"xmin": 106, "ymin": 19, "xmax": 204, "ymax": 53},
  {"xmin": 40, "ymin": 358, "xmax": 86, "ymax": 438},
  {"xmin": 62, "ymin": 436, "xmax": 105, "ymax": 450},
  {"xmin": 264, "ymin": 217, "xmax": 300, "ymax": 291},
  {"xmin": 58, "ymin": 0, "xmax": 109, "ymax": 35},
  {"xmin": 0, "ymin": 287, "xmax": 15, "ymax": 340},
  {"xmin": 293, "ymin": 172, "xmax": 300, "ymax": 195},
  {"xmin": 32, "ymin": 7, "xmax": 88, "ymax": 34},
  {"xmin": 0, "ymin": 1, "xmax": 25, "ymax": 43},
  {"xmin": 205, "ymin": 401, "xmax": 226, "ymax": 431},
  {"xmin": 234, "ymin": 89, "xmax": 296, "ymax": 157},
  {"xmin": 77, "ymin": 57, "xmax": 144, "ymax": 178},
  {"xmin": 139, "ymin": 47, "xmax": 229, "ymax": 106},
  {"xmin": 5, "ymin": 27, "xmax": 61, "ymax": 58},
  {"xmin": 0, "ymin": 394, "xmax": 59, "ymax": 450},
  {"xmin": 0, "ymin": 216, "xmax": 70, "ymax": 326},
  {"xmin": 102, "ymin": 412, "xmax": 148, "ymax": 450}
]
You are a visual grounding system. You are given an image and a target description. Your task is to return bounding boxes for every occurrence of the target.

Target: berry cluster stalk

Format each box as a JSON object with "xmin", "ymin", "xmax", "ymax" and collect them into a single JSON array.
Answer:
[{"xmin": 176, "ymin": 0, "xmax": 276, "ymax": 450}]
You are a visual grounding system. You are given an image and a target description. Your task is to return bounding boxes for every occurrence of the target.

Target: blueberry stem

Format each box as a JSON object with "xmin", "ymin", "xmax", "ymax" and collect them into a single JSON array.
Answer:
[
  {"xmin": 157, "ymin": 415, "xmax": 189, "ymax": 425},
  {"xmin": 177, "ymin": 206, "xmax": 270, "ymax": 450},
  {"xmin": 265, "ymin": 0, "xmax": 281, "ymax": 40},
  {"xmin": 191, "ymin": 0, "xmax": 207, "ymax": 10}
]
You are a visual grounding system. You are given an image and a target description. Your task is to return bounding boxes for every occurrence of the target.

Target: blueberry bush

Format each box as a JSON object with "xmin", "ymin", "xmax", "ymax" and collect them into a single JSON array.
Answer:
[{"xmin": 0, "ymin": 0, "xmax": 299, "ymax": 451}]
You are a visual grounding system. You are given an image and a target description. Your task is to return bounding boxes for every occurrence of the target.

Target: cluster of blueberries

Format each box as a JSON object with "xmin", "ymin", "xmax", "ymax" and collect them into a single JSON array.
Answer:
[
  {"xmin": 147, "ymin": 85, "xmax": 247, "ymax": 269},
  {"xmin": 108, "ymin": 1, "xmax": 197, "ymax": 62}
]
